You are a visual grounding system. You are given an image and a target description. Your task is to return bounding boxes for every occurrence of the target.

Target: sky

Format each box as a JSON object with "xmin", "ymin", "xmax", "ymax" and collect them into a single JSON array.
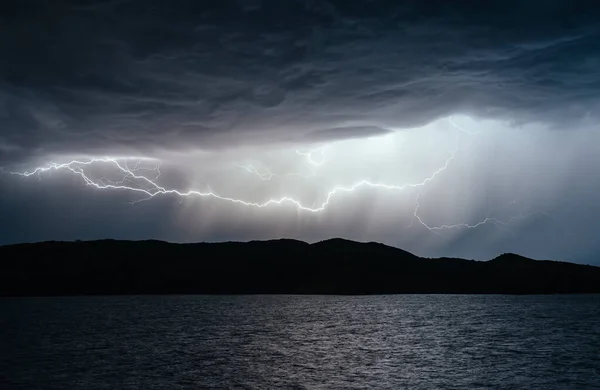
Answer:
[{"xmin": 1, "ymin": 0, "xmax": 599, "ymax": 264}]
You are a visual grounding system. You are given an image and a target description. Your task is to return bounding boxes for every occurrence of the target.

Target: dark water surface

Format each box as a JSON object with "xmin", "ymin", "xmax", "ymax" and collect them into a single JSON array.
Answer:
[{"xmin": 2, "ymin": 295, "xmax": 600, "ymax": 389}]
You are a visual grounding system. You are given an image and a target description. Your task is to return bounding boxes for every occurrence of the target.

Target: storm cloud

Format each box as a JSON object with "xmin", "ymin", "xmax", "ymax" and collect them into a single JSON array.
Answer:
[{"xmin": 2, "ymin": 0, "xmax": 600, "ymax": 161}]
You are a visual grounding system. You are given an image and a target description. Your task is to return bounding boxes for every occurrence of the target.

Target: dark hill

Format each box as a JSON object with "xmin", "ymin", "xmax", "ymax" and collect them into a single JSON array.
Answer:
[{"xmin": 1, "ymin": 239, "xmax": 599, "ymax": 296}]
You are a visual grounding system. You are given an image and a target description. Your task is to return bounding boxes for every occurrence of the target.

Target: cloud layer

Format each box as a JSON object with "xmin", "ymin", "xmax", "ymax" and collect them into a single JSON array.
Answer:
[{"xmin": 2, "ymin": 0, "xmax": 600, "ymax": 162}]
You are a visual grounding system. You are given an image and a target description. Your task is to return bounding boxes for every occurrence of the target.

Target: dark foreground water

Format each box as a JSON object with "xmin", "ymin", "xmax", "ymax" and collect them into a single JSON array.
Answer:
[{"xmin": 2, "ymin": 295, "xmax": 600, "ymax": 389}]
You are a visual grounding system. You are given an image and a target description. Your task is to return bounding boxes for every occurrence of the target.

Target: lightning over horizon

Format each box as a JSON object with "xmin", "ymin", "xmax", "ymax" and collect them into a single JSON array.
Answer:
[
  {"xmin": 4, "ymin": 152, "xmax": 454, "ymax": 214},
  {"xmin": 408, "ymin": 192, "xmax": 551, "ymax": 237},
  {"xmin": 1, "ymin": 120, "xmax": 546, "ymax": 234}
]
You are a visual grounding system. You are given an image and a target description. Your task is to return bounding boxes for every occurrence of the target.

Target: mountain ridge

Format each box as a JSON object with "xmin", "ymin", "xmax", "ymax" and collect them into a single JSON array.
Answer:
[
  {"xmin": 1, "ymin": 238, "xmax": 599, "ymax": 296},
  {"xmin": 0, "ymin": 237, "xmax": 566, "ymax": 262}
]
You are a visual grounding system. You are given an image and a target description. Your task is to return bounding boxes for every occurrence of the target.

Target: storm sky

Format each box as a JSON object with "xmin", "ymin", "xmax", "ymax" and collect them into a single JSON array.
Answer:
[{"xmin": 1, "ymin": 0, "xmax": 599, "ymax": 264}]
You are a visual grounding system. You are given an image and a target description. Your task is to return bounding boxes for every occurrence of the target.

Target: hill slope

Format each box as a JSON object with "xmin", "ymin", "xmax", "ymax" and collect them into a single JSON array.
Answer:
[{"xmin": 1, "ymin": 239, "xmax": 599, "ymax": 296}]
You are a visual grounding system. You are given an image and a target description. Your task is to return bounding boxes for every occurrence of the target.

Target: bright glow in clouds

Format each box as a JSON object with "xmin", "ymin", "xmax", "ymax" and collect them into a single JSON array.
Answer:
[
  {"xmin": 4, "ymin": 113, "xmax": 600, "ymax": 263},
  {"xmin": 3, "ymin": 116, "xmax": 551, "ymax": 236}
]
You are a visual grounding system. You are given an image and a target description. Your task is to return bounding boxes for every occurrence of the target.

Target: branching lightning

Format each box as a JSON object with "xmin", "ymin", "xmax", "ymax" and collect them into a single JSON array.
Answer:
[
  {"xmin": 449, "ymin": 116, "xmax": 481, "ymax": 135},
  {"xmin": 236, "ymin": 162, "xmax": 316, "ymax": 181},
  {"xmin": 2, "ymin": 118, "xmax": 547, "ymax": 233},
  {"xmin": 409, "ymin": 193, "xmax": 549, "ymax": 234},
  {"xmin": 236, "ymin": 163, "xmax": 279, "ymax": 180},
  {"xmin": 4, "ymin": 150, "xmax": 455, "ymax": 213},
  {"xmin": 236, "ymin": 147, "xmax": 325, "ymax": 180},
  {"xmin": 295, "ymin": 148, "xmax": 325, "ymax": 166}
]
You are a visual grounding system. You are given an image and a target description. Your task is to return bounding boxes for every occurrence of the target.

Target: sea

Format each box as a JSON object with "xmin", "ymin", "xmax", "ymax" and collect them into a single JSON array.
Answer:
[{"xmin": 2, "ymin": 295, "xmax": 599, "ymax": 389}]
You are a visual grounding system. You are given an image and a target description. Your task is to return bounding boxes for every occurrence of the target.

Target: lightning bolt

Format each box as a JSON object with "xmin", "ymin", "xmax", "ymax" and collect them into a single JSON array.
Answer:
[
  {"xmin": 2, "ymin": 121, "xmax": 547, "ymax": 231},
  {"xmin": 295, "ymin": 147, "xmax": 325, "ymax": 166},
  {"xmin": 4, "ymin": 148, "xmax": 456, "ymax": 213},
  {"xmin": 237, "ymin": 147, "xmax": 326, "ymax": 180},
  {"xmin": 409, "ymin": 193, "xmax": 549, "ymax": 234},
  {"xmin": 236, "ymin": 163, "xmax": 279, "ymax": 180},
  {"xmin": 448, "ymin": 116, "xmax": 480, "ymax": 135},
  {"xmin": 236, "ymin": 161, "xmax": 317, "ymax": 181}
]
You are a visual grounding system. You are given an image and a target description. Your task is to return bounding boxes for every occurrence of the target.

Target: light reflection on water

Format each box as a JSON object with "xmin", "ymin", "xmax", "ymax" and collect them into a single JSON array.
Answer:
[{"xmin": 2, "ymin": 294, "xmax": 600, "ymax": 389}]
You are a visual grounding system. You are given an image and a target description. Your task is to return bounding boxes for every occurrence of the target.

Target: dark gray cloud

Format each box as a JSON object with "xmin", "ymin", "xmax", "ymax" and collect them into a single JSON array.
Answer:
[
  {"xmin": 2, "ymin": 0, "xmax": 600, "ymax": 162},
  {"xmin": 304, "ymin": 126, "xmax": 393, "ymax": 142}
]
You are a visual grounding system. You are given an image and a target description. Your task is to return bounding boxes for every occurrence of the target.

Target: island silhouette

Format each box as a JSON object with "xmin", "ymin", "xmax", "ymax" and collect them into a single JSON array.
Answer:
[{"xmin": 1, "ymin": 238, "xmax": 599, "ymax": 296}]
